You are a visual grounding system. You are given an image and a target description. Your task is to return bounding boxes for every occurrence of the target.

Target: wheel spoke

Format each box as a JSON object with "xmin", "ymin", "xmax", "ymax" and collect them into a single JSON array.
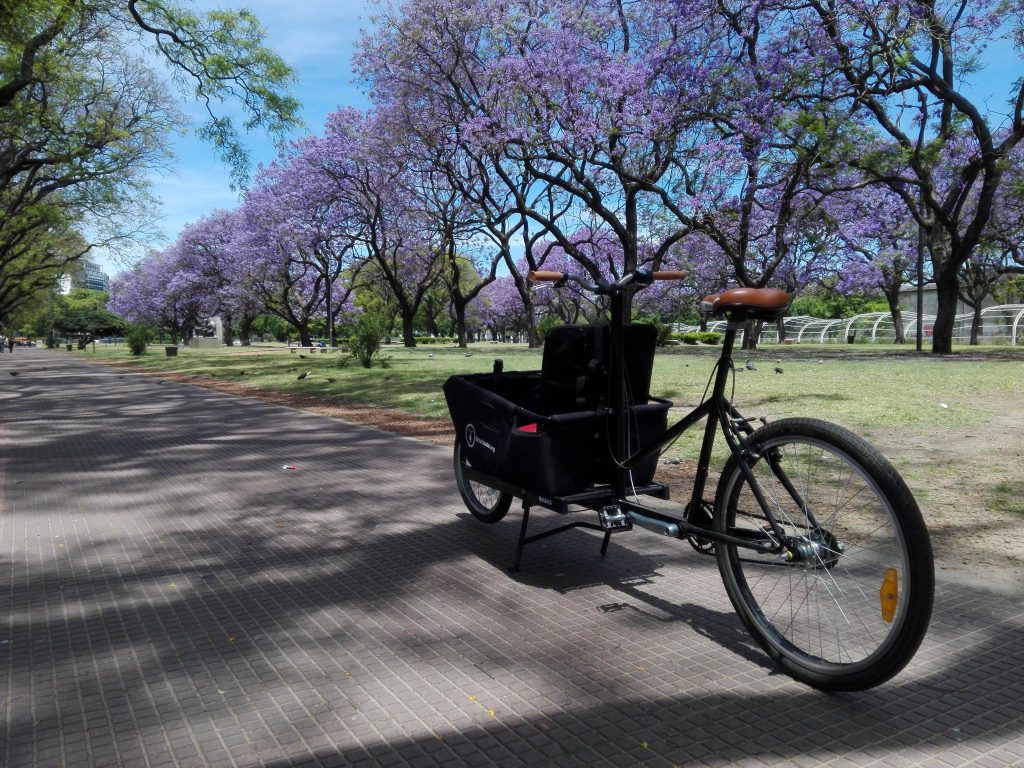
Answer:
[
  {"xmin": 453, "ymin": 441, "xmax": 511, "ymax": 524},
  {"xmin": 715, "ymin": 419, "xmax": 932, "ymax": 690}
]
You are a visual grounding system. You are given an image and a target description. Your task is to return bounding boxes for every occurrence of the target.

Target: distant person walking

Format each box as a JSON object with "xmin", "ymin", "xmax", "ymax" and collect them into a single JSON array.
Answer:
[{"xmin": 7, "ymin": 336, "xmax": 13, "ymax": 353}]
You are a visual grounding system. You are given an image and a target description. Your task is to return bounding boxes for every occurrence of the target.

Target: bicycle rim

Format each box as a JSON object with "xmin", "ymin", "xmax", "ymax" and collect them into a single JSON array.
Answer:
[
  {"xmin": 715, "ymin": 424, "xmax": 928, "ymax": 688},
  {"xmin": 453, "ymin": 441, "xmax": 512, "ymax": 522}
]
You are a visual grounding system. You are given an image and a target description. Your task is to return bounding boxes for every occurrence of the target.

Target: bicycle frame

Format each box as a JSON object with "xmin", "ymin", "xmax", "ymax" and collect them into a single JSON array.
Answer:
[{"xmin": 598, "ymin": 281, "xmax": 816, "ymax": 557}]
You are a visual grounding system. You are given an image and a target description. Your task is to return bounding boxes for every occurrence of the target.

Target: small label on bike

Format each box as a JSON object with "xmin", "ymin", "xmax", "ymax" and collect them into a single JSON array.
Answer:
[{"xmin": 465, "ymin": 424, "xmax": 495, "ymax": 453}]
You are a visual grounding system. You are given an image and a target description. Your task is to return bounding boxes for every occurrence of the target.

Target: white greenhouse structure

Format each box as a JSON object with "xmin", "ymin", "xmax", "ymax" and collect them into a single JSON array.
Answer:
[{"xmin": 676, "ymin": 304, "xmax": 1024, "ymax": 346}]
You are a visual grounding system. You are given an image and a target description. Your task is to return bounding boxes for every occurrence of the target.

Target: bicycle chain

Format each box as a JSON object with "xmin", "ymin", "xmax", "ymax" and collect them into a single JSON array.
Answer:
[{"xmin": 687, "ymin": 504, "xmax": 778, "ymax": 557}]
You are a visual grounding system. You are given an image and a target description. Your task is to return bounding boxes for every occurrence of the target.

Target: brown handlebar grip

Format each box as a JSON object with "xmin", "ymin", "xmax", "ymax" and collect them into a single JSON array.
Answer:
[
  {"xmin": 528, "ymin": 270, "xmax": 565, "ymax": 282},
  {"xmin": 652, "ymin": 271, "xmax": 686, "ymax": 280}
]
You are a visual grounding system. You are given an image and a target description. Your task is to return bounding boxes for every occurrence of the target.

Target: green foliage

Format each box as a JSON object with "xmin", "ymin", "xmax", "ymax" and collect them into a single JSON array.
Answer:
[
  {"xmin": 126, "ymin": 326, "xmax": 151, "ymax": 356},
  {"xmin": 635, "ymin": 315, "xmax": 672, "ymax": 347},
  {"xmin": 348, "ymin": 313, "xmax": 384, "ymax": 368},
  {"xmin": 249, "ymin": 314, "xmax": 290, "ymax": 343},
  {"xmin": 992, "ymin": 276, "xmax": 1024, "ymax": 305},
  {"xmin": 123, "ymin": 1, "xmax": 301, "ymax": 188},
  {"xmin": 790, "ymin": 287, "xmax": 888, "ymax": 319},
  {"xmin": 990, "ymin": 481, "xmax": 1024, "ymax": 515},
  {"xmin": 52, "ymin": 289, "xmax": 125, "ymax": 340},
  {"xmin": 0, "ymin": 0, "xmax": 299, "ymax": 322},
  {"xmin": 9, "ymin": 285, "xmax": 58, "ymax": 336},
  {"xmin": 661, "ymin": 306, "xmax": 701, "ymax": 326},
  {"xmin": 414, "ymin": 336, "xmax": 457, "ymax": 345},
  {"xmin": 673, "ymin": 331, "xmax": 722, "ymax": 345},
  {"xmin": 536, "ymin": 315, "xmax": 563, "ymax": 342}
]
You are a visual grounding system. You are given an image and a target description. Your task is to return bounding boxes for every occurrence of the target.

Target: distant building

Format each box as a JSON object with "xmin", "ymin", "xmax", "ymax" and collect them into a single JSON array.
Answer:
[
  {"xmin": 59, "ymin": 260, "xmax": 110, "ymax": 294},
  {"xmin": 897, "ymin": 283, "xmax": 984, "ymax": 316},
  {"xmin": 898, "ymin": 274, "xmax": 1024, "ymax": 315}
]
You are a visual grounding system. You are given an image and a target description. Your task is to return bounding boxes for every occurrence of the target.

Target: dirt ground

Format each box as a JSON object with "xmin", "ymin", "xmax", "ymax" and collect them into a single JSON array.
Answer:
[
  {"xmin": 114, "ymin": 364, "xmax": 1024, "ymax": 593},
  {"xmin": 859, "ymin": 394, "xmax": 1024, "ymax": 593}
]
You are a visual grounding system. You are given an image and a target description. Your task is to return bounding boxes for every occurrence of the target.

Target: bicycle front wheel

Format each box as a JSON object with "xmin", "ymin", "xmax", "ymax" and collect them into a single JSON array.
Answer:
[{"xmin": 714, "ymin": 418, "xmax": 933, "ymax": 691}]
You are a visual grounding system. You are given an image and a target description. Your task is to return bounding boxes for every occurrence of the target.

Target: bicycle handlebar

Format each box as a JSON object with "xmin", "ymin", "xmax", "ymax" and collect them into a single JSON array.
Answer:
[
  {"xmin": 527, "ymin": 269, "xmax": 686, "ymax": 292},
  {"xmin": 527, "ymin": 271, "xmax": 565, "ymax": 282}
]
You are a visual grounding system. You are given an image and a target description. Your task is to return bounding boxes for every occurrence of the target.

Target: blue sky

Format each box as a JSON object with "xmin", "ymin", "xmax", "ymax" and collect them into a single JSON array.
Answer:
[
  {"xmin": 97, "ymin": 0, "xmax": 373, "ymax": 277},
  {"xmin": 96, "ymin": 2, "xmax": 1024, "ymax": 279}
]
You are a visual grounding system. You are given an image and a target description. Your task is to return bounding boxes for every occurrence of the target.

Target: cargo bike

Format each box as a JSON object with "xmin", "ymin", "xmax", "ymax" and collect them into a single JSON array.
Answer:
[{"xmin": 444, "ymin": 269, "xmax": 934, "ymax": 691}]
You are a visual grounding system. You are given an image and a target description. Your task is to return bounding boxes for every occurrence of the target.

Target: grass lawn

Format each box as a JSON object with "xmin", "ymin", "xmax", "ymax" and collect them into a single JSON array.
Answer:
[
  {"xmin": 76, "ymin": 338, "xmax": 1022, "ymax": 414},
  {"xmin": 75, "ymin": 337, "xmax": 1023, "ymax": 461}
]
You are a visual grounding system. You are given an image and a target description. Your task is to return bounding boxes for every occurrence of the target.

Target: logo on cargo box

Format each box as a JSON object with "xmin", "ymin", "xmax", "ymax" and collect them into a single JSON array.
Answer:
[{"xmin": 465, "ymin": 424, "xmax": 495, "ymax": 453}]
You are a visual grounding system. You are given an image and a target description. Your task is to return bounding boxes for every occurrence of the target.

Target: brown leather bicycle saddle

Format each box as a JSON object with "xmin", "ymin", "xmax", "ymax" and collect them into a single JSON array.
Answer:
[{"xmin": 701, "ymin": 287, "xmax": 791, "ymax": 321}]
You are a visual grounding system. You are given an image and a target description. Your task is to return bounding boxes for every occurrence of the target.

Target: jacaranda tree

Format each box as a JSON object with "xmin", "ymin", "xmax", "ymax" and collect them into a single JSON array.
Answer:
[{"xmin": 799, "ymin": 0, "xmax": 1024, "ymax": 353}]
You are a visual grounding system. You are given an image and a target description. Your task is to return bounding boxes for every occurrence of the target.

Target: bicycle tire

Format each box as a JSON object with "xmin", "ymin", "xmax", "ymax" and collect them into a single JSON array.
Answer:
[
  {"xmin": 453, "ymin": 440, "xmax": 513, "ymax": 523},
  {"xmin": 713, "ymin": 417, "xmax": 933, "ymax": 691}
]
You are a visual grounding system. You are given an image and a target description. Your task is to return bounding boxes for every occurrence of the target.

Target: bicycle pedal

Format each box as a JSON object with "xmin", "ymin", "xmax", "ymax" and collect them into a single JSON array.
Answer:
[{"xmin": 599, "ymin": 505, "xmax": 630, "ymax": 531}]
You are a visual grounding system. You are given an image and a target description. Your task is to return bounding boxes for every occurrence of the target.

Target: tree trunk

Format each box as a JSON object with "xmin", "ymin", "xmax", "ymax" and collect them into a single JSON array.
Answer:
[
  {"xmin": 298, "ymin": 326, "xmax": 312, "ymax": 347},
  {"xmin": 526, "ymin": 312, "xmax": 542, "ymax": 347},
  {"xmin": 506, "ymin": 266, "xmax": 541, "ymax": 347},
  {"xmin": 401, "ymin": 313, "xmax": 416, "ymax": 347},
  {"xmin": 970, "ymin": 305, "xmax": 983, "ymax": 345},
  {"xmin": 325, "ymin": 275, "xmax": 334, "ymax": 347},
  {"xmin": 424, "ymin": 312, "xmax": 440, "ymax": 337},
  {"xmin": 886, "ymin": 294, "xmax": 906, "ymax": 344},
  {"xmin": 741, "ymin": 320, "xmax": 761, "ymax": 350},
  {"xmin": 237, "ymin": 316, "xmax": 254, "ymax": 346},
  {"xmin": 775, "ymin": 316, "xmax": 787, "ymax": 344},
  {"xmin": 222, "ymin": 315, "xmax": 235, "ymax": 347},
  {"xmin": 454, "ymin": 302, "xmax": 468, "ymax": 348},
  {"xmin": 931, "ymin": 267, "xmax": 959, "ymax": 354}
]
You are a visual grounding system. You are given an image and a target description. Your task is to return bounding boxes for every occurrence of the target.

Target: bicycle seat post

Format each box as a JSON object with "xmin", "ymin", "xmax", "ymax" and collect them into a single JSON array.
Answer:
[
  {"xmin": 717, "ymin": 322, "xmax": 740, "ymax": 370},
  {"xmin": 608, "ymin": 285, "xmax": 628, "ymax": 498},
  {"xmin": 686, "ymin": 320, "xmax": 743, "ymax": 513}
]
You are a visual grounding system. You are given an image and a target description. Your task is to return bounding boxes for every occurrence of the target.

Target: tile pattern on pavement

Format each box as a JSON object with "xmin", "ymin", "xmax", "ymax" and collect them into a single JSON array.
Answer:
[{"xmin": 1, "ymin": 349, "xmax": 1022, "ymax": 767}]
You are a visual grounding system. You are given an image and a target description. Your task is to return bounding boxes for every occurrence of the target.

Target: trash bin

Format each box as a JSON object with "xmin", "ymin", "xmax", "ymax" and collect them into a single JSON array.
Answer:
[
  {"xmin": 165, "ymin": 346, "xmax": 178, "ymax": 357},
  {"xmin": 847, "ymin": 331, "xmax": 857, "ymax": 344},
  {"xmin": 65, "ymin": 344, "xmax": 73, "ymax": 351}
]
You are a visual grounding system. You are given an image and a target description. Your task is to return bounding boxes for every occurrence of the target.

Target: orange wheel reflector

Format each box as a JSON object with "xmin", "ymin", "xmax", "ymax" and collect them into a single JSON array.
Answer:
[{"xmin": 880, "ymin": 567, "xmax": 898, "ymax": 623}]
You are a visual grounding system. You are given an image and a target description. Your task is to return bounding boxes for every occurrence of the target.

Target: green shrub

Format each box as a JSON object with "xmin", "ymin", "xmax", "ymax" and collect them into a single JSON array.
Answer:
[
  {"xmin": 654, "ymin": 321, "xmax": 672, "ymax": 347},
  {"xmin": 413, "ymin": 336, "xmax": 457, "ymax": 345},
  {"xmin": 672, "ymin": 331, "xmax": 721, "ymax": 345},
  {"xmin": 348, "ymin": 314, "xmax": 384, "ymax": 368},
  {"xmin": 126, "ymin": 327, "xmax": 150, "ymax": 356},
  {"xmin": 536, "ymin": 315, "xmax": 563, "ymax": 341},
  {"xmin": 634, "ymin": 315, "xmax": 672, "ymax": 347}
]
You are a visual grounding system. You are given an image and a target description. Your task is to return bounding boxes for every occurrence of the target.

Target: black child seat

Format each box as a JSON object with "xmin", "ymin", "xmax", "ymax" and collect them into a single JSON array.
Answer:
[{"xmin": 443, "ymin": 324, "xmax": 672, "ymax": 498}]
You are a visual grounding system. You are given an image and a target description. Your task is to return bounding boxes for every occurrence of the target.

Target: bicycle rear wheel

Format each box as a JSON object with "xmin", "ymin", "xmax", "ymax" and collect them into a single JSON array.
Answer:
[
  {"xmin": 714, "ymin": 418, "xmax": 933, "ymax": 691},
  {"xmin": 453, "ymin": 440, "xmax": 513, "ymax": 523}
]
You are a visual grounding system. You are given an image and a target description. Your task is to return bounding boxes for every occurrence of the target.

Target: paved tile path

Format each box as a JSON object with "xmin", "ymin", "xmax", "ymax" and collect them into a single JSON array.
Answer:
[{"xmin": 2, "ymin": 349, "xmax": 1023, "ymax": 767}]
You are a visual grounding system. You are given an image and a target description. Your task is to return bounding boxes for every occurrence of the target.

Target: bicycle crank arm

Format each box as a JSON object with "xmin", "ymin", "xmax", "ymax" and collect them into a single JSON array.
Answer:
[{"xmin": 625, "ymin": 508, "xmax": 680, "ymax": 537}]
